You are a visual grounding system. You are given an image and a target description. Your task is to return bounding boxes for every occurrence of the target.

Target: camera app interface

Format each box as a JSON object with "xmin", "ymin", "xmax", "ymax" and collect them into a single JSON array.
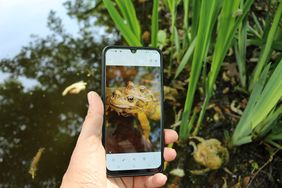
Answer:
[{"xmin": 105, "ymin": 49, "xmax": 162, "ymax": 171}]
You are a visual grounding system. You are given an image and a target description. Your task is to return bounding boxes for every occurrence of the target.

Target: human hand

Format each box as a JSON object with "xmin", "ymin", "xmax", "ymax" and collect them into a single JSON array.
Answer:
[{"xmin": 61, "ymin": 91, "xmax": 178, "ymax": 188}]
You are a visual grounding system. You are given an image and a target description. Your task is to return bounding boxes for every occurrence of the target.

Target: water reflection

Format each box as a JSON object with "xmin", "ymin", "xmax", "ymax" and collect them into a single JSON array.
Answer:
[{"xmin": 0, "ymin": 0, "xmax": 113, "ymax": 186}]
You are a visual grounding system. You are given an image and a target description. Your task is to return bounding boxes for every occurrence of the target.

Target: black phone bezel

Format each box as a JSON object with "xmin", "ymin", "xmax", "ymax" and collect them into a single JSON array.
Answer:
[{"xmin": 101, "ymin": 45, "xmax": 164, "ymax": 177}]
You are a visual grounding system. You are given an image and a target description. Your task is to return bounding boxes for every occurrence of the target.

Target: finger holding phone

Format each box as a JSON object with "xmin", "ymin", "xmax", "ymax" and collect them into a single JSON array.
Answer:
[{"xmin": 61, "ymin": 47, "xmax": 178, "ymax": 188}]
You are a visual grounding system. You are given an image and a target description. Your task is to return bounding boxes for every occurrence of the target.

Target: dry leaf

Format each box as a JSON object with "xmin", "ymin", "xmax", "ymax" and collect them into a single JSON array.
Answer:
[
  {"xmin": 29, "ymin": 147, "xmax": 45, "ymax": 179},
  {"xmin": 62, "ymin": 81, "xmax": 87, "ymax": 96}
]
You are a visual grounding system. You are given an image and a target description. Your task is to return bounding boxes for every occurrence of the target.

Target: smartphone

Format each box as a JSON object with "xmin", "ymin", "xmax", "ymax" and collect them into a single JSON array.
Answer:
[{"xmin": 102, "ymin": 46, "xmax": 164, "ymax": 176}]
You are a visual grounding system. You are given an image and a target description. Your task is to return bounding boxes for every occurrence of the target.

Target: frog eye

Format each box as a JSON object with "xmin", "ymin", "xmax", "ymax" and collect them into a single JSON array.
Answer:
[{"xmin": 127, "ymin": 96, "xmax": 134, "ymax": 102}]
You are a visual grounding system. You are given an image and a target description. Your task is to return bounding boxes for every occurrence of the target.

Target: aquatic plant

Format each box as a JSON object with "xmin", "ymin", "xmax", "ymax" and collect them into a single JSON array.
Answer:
[
  {"xmin": 249, "ymin": 1, "xmax": 282, "ymax": 90},
  {"xmin": 103, "ymin": 0, "xmax": 142, "ymax": 46},
  {"xmin": 231, "ymin": 60, "xmax": 282, "ymax": 147},
  {"xmin": 102, "ymin": 0, "xmax": 282, "ymax": 147},
  {"xmin": 179, "ymin": 0, "xmax": 254, "ymax": 140},
  {"xmin": 151, "ymin": 0, "xmax": 159, "ymax": 47},
  {"xmin": 103, "ymin": 0, "xmax": 161, "ymax": 47},
  {"xmin": 179, "ymin": 0, "xmax": 221, "ymax": 140}
]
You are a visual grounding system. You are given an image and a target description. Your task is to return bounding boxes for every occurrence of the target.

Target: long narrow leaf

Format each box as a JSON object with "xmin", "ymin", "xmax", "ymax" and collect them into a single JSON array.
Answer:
[
  {"xmin": 191, "ymin": 0, "xmax": 201, "ymax": 40},
  {"xmin": 103, "ymin": 0, "xmax": 142, "ymax": 46},
  {"xmin": 183, "ymin": 0, "xmax": 190, "ymax": 48},
  {"xmin": 232, "ymin": 64, "xmax": 270, "ymax": 145},
  {"xmin": 179, "ymin": 0, "xmax": 219, "ymax": 140},
  {"xmin": 234, "ymin": 10, "xmax": 247, "ymax": 88},
  {"xmin": 250, "ymin": 1, "xmax": 282, "ymax": 90},
  {"xmin": 175, "ymin": 37, "xmax": 196, "ymax": 78},
  {"xmin": 208, "ymin": 0, "xmax": 242, "ymax": 91},
  {"xmin": 232, "ymin": 60, "xmax": 282, "ymax": 146},
  {"xmin": 124, "ymin": 0, "xmax": 141, "ymax": 38},
  {"xmin": 247, "ymin": 39, "xmax": 282, "ymax": 51},
  {"xmin": 174, "ymin": 26, "xmax": 181, "ymax": 59},
  {"xmin": 251, "ymin": 62, "xmax": 282, "ymax": 127},
  {"xmin": 151, "ymin": 0, "xmax": 159, "ymax": 47}
]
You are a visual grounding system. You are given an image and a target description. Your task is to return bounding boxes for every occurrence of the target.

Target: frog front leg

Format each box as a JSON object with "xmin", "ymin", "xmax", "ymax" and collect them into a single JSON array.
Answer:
[
  {"xmin": 190, "ymin": 168, "xmax": 211, "ymax": 175},
  {"xmin": 137, "ymin": 112, "xmax": 150, "ymax": 139}
]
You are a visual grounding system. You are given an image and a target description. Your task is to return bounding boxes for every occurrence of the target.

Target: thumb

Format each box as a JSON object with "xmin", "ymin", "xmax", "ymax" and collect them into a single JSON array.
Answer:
[{"xmin": 78, "ymin": 91, "xmax": 104, "ymax": 142}]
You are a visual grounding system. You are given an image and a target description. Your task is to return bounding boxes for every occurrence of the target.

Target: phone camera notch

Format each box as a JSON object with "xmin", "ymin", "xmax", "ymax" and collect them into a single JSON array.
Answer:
[{"xmin": 130, "ymin": 49, "xmax": 137, "ymax": 53}]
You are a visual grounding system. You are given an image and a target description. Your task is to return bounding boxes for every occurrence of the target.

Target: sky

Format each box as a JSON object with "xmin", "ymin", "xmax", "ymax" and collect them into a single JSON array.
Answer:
[
  {"xmin": 0, "ymin": 0, "xmax": 79, "ymax": 59},
  {"xmin": 0, "ymin": 0, "xmax": 80, "ymax": 88}
]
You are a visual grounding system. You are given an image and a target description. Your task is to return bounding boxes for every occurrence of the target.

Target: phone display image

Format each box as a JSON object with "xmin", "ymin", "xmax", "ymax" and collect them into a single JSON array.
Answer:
[
  {"xmin": 103, "ymin": 47, "xmax": 163, "ymax": 173},
  {"xmin": 105, "ymin": 66, "xmax": 161, "ymax": 153}
]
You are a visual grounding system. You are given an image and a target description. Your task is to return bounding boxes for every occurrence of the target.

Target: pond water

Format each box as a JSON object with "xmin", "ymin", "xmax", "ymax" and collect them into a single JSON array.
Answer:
[{"xmin": 0, "ymin": 0, "xmax": 115, "ymax": 187}]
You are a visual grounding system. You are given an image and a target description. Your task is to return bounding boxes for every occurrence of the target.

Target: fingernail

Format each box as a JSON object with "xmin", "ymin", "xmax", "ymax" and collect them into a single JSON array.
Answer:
[
  {"xmin": 161, "ymin": 174, "xmax": 167, "ymax": 182},
  {"xmin": 87, "ymin": 91, "xmax": 95, "ymax": 105}
]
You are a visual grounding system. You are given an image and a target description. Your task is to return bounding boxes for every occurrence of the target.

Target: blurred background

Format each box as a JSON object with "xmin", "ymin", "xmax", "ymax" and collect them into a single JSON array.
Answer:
[{"xmin": 0, "ymin": 0, "xmax": 115, "ymax": 186}]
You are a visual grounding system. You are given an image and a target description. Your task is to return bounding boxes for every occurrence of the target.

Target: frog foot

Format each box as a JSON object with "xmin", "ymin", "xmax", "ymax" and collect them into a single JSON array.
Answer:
[{"xmin": 190, "ymin": 168, "xmax": 211, "ymax": 175}]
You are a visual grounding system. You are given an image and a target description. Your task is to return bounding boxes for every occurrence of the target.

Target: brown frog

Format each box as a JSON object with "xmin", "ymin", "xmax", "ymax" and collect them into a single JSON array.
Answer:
[
  {"xmin": 189, "ymin": 136, "xmax": 229, "ymax": 175},
  {"xmin": 106, "ymin": 81, "xmax": 160, "ymax": 139}
]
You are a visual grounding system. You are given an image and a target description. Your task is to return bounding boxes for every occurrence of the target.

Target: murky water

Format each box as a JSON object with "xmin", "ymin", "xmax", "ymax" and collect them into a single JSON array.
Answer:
[
  {"xmin": 0, "ymin": 61, "xmax": 102, "ymax": 187},
  {"xmin": 0, "ymin": 3, "xmax": 112, "ymax": 186}
]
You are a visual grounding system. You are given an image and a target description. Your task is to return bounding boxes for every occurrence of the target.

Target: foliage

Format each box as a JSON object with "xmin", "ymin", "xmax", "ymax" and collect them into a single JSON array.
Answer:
[
  {"xmin": 103, "ymin": 0, "xmax": 141, "ymax": 46},
  {"xmin": 231, "ymin": 61, "xmax": 282, "ymax": 147},
  {"xmin": 179, "ymin": 0, "xmax": 221, "ymax": 140},
  {"xmin": 249, "ymin": 1, "xmax": 282, "ymax": 90},
  {"xmin": 0, "ymin": 6, "xmax": 108, "ymax": 187},
  {"xmin": 102, "ymin": 0, "xmax": 282, "ymax": 144},
  {"xmin": 180, "ymin": 0, "xmax": 254, "ymax": 139},
  {"xmin": 151, "ymin": 0, "xmax": 159, "ymax": 47}
]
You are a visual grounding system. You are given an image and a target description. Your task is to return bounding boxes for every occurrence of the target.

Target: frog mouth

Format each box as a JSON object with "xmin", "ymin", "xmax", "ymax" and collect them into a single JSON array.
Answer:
[
  {"xmin": 109, "ymin": 103, "xmax": 140, "ymax": 117},
  {"xmin": 110, "ymin": 103, "xmax": 137, "ymax": 109}
]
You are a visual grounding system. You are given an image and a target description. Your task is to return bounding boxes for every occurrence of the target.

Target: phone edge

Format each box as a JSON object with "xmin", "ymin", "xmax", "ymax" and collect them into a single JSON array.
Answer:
[{"xmin": 101, "ymin": 45, "xmax": 164, "ymax": 177}]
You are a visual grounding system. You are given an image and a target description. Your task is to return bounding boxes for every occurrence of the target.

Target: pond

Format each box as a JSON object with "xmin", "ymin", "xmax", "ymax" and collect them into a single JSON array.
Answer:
[{"xmin": 0, "ymin": 0, "xmax": 111, "ymax": 187}]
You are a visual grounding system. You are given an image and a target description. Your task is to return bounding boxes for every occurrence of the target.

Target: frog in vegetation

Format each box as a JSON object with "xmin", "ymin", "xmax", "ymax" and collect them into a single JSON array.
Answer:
[
  {"xmin": 106, "ymin": 81, "xmax": 160, "ymax": 139},
  {"xmin": 189, "ymin": 136, "xmax": 229, "ymax": 175}
]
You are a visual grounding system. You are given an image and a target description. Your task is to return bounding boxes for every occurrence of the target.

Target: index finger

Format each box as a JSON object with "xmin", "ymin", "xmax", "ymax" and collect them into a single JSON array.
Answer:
[{"xmin": 164, "ymin": 129, "xmax": 178, "ymax": 144}]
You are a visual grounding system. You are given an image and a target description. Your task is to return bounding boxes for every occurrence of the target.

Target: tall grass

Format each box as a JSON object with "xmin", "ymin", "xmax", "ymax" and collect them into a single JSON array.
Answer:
[
  {"xmin": 102, "ymin": 0, "xmax": 282, "ymax": 146},
  {"xmin": 231, "ymin": 60, "xmax": 282, "ymax": 147},
  {"xmin": 180, "ymin": 0, "xmax": 254, "ymax": 139},
  {"xmin": 183, "ymin": 0, "xmax": 190, "ymax": 48},
  {"xmin": 249, "ymin": 1, "xmax": 282, "ymax": 90},
  {"xmin": 179, "ymin": 0, "xmax": 220, "ymax": 140},
  {"xmin": 103, "ymin": 0, "xmax": 161, "ymax": 48},
  {"xmin": 103, "ymin": 0, "xmax": 142, "ymax": 46},
  {"xmin": 234, "ymin": 0, "xmax": 247, "ymax": 88},
  {"xmin": 151, "ymin": 0, "xmax": 159, "ymax": 47}
]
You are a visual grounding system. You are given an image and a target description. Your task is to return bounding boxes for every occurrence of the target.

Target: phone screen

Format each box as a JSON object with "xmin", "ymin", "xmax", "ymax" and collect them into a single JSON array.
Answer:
[{"xmin": 103, "ymin": 47, "xmax": 163, "ymax": 172}]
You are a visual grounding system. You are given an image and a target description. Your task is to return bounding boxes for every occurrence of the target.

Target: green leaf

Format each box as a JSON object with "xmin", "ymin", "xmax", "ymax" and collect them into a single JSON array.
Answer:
[
  {"xmin": 232, "ymin": 64, "xmax": 270, "ymax": 146},
  {"xmin": 174, "ymin": 37, "xmax": 196, "ymax": 78},
  {"xmin": 234, "ymin": 0, "xmax": 247, "ymax": 88},
  {"xmin": 183, "ymin": 0, "xmax": 190, "ymax": 48},
  {"xmin": 190, "ymin": 0, "xmax": 254, "ymax": 136},
  {"xmin": 151, "ymin": 0, "xmax": 159, "ymax": 47},
  {"xmin": 232, "ymin": 60, "xmax": 282, "ymax": 147},
  {"xmin": 250, "ymin": 1, "xmax": 282, "ymax": 90},
  {"xmin": 103, "ymin": 0, "xmax": 142, "ymax": 46},
  {"xmin": 174, "ymin": 26, "xmax": 180, "ymax": 59},
  {"xmin": 179, "ymin": 0, "xmax": 220, "ymax": 140}
]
